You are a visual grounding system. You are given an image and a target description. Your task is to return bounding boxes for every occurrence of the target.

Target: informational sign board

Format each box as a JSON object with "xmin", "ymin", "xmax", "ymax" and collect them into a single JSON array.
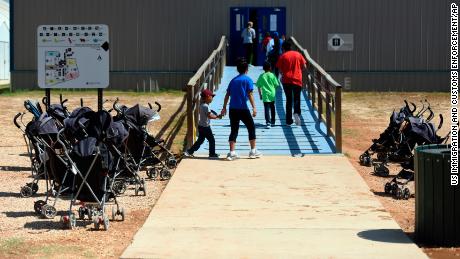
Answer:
[
  {"xmin": 37, "ymin": 24, "xmax": 109, "ymax": 88},
  {"xmin": 328, "ymin": 33, "xmax": 353, "ymax": 51}
]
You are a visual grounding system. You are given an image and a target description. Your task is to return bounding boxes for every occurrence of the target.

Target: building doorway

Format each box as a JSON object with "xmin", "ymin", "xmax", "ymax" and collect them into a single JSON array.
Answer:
[{"xmin": 229, "ymin": 7, "xmax": 286, "ymax": 66}]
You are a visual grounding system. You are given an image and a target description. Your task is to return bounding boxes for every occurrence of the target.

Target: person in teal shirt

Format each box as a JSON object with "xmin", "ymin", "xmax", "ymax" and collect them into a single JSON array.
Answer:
[{"xmin": 256, "ymin": 61, "xmax": 280, "ymax": 128}]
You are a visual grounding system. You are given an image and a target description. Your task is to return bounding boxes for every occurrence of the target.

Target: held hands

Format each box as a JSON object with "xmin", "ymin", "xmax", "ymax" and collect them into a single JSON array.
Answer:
[{"xmin": 221, "ymin": 107, "xmax": 227, "ymax": 117}]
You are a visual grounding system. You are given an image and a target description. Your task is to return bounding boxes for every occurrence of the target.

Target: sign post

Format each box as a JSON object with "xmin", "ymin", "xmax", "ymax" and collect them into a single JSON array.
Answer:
[{"xmin": 37, "ymin": 24, "xmax": 109, "ymax": 110}]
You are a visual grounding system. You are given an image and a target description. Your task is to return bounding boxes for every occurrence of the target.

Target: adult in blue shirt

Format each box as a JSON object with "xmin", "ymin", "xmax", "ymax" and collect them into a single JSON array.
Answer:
[{"xmin": 221, "ymin": 58, "xmax": 262, "ymax": 160}]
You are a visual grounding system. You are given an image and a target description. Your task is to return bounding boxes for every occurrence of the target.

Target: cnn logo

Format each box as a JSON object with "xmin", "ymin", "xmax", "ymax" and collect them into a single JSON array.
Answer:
[{"xmin": 452, "ymin": 175, "xmax": 459, "ymax": 186}]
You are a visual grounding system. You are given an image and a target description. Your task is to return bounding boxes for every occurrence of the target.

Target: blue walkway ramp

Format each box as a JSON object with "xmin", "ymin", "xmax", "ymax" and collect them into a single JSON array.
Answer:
[{"xmin": 196, "ymin": 66, "xmax": 335, "ymax": 156}]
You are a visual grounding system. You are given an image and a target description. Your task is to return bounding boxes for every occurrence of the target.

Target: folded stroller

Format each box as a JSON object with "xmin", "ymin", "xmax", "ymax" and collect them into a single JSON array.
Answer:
[
  {"xmin": 113, "ymin": 100, "xmax": 177, "ymax": 182},
  {"xmin": 52, "ymin": 108, "xmax": 125, "ymax": 230},
  {"xmin": 382, "ymin": 112, "xmax": 449, "ymax": 199},
  {"xmin": 14, "ymin": 112, "xmax": 57, "ymax": 198},
  {"xmin": 107, "ymin": 119, "xmax": 148, "ymax": 196},
  {"xmin": 359, "ymin": 100, "xmax": 416, "ymax": 166}
]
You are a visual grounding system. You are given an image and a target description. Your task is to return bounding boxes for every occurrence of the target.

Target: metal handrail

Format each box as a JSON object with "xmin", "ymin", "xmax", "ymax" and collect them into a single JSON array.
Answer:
[
  {"xmin": 186, "ymin": 36, "xmax": 227, "ymax": 148},
  {"xmin": 290, "ymin": 37, "xmax": 343, "ymax": 153}
]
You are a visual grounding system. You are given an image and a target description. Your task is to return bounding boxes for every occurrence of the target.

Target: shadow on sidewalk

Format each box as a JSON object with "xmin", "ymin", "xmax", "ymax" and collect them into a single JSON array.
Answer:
[{"xmin": 357, "ymin": 229, "xmax": 414, "ymax": 244}]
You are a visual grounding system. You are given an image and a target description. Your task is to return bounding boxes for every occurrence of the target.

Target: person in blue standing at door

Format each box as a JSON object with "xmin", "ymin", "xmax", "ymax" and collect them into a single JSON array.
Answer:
[
  {"xmin": 221, "ymin": 58, "xmax": 262, "ymax": 161},
  {"xmin": 241, "ymin": 22, "xmax": 256, "ymax": 66}
]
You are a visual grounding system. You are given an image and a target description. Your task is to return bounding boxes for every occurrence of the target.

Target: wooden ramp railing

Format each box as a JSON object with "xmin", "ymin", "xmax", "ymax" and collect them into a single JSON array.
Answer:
[
  {"xmin": 186, "ymin": 36, "xmax": 227, "ymax": 149},
  {"xmin": 290, "ymin": 37, "xmax": 343, "ymax": 153}
]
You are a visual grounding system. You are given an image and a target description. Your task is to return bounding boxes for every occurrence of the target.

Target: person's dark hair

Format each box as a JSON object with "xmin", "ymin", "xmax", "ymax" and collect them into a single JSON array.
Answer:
[
  {"xmin": 282, "ymin": 41, "xmax": 292, "ymax": 51},
  {"xmin": 263, "ymin": 61, "xmax": 271, "ymax": 71},
  {"xmin": 236, "ymin": 58, "xmax": 248, "ymax": 74}
]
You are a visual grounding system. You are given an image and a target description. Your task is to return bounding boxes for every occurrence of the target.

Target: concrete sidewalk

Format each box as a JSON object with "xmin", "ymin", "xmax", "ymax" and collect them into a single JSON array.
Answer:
[{"xmin": 121, "ymin": 156, "xmax": 427, "ymax": 259}]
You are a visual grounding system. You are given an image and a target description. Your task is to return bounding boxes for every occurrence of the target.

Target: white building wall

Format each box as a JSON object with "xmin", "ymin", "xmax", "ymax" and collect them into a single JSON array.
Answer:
[{"xmin": 0, "ymin": 1, "xmax": 9, "ymax": 81}]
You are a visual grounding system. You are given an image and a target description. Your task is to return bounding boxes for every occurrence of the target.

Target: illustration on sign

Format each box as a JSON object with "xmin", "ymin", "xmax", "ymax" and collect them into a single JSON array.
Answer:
[
  {"xmin": 328, "ymin": 34, "xmax": 353, "ymax": 51},
  {"xmin": 37, "ymin": 24, "xmax": 109, "ymax": 88},
  {"xmin": 45, "ymin": 48, "xmax": 79, "ymax": 86}
]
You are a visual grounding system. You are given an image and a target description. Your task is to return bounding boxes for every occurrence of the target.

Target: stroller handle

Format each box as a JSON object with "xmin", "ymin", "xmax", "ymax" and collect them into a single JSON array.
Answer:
[
  {"xmin": 113, "ymin": 97, "xmax": 122, "ymax": 114},
  {"xmin": 437, "ymin": 114, "xmax": 444, "ymax": 131},
  {"xmin": 148, "ymin": 102, "xmax": 161, "ymax": 112},
  {"xmin": 56, "ymin": 128, "xmax": 69, "ymax": 153},
  {"xmin": 42, "ymin": 96, "xmax": 48, "ymax": 106},
  {"xmin": 13, "ymin": 112, "xmax": 23, "ymax": 129}
]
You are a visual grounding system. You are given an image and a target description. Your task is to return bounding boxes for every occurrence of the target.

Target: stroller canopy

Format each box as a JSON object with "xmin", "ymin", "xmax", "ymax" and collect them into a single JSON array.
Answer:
[
  {"xmin": 25, "ymin": 113, "xmax": 59, "ymax": 137},
  {"xmin": 405, "ymin": 117, "xmax": 438, "ymax": 144},
  {"xmin": 124, "ymin": 104, "xmax": 159, "ymax": 128}
]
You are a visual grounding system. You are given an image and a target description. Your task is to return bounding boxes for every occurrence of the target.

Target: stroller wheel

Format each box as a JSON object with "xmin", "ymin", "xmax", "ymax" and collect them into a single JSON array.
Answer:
[
  {"xmin": 113, "ymin": 180, "xmax": 127, "ymax": 195},
  {"xmin": 69, "ymin": 213, "xmax": 77, "ymax": 229},
  {"xmin": 78, "ymin": 207, "xmax": 85, "ymax": 220},
  {"xmin": 26, "ymin": 183, "xmax": 39, "ymax": 194},
  {"xmin": 41, "ymin": 204, "xmax": 57, "ymax": 219},
  {"xmin": 384, "ymin": 182, "xmax": 392, "ymax": 194},
  {"xmin": 167, "ymin": 157, "xmax": 177, "ymax": 169},
  {"xmin": 93, "ymin": 218, "xmax": 100, "ymax": 230},
  {"xmin": 120, "ymin": 207, "xmax": 125, "ymax": 221},
  {"xmin": 141, "ymin": 179, "xmax": 147, "ymax": 196},
  {"xmin": 103, "ymin": 216, "xmax": 110, "ymax": 231},
  {"xmin": 395, "ymin": 186, "xmax": 403, "ymax": 200},
  {"xmin": 373, "ymin": 163, "xmax": 389, "ymax": 177},
  {"xmin": 160, "ymin": 169, "xmax": 172, "ymax": 181},
  {"xmin": 34, "ymin": 200, "xmax": 46, "ymax": 214},
  {"xmin": 359, "ymin": 153, "xmax": 372, "ymax": 166},
  {"xmin": 403, "ymin": 188, "xmax": 411, "ymax": 200},
  {"xmin": 146, "ymin": 168, "xmax": 157, "ymax": 179},
  {"xmin": 112, "ymin": 206, "xmax": 117, "ymax": 221},
  {"xmin": 20, "ymin": 185, "xmax": 33, "ymax": 198}
]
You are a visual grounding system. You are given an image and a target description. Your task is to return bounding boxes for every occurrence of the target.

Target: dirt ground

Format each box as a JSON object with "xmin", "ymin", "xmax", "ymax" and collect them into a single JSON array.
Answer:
[
  {"xmin": 0, "ymin": 90, "xmax": 186, "ymax": 258},
  {"xmin": 341, "ymin": 92, "xmax": 459, "ymax": 258}
]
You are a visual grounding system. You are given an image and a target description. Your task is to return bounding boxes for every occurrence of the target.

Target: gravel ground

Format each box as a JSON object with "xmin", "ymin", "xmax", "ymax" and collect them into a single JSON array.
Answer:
[{"xmin": 0, "ymin": 91, "xmax": 186, "ymax": 258}]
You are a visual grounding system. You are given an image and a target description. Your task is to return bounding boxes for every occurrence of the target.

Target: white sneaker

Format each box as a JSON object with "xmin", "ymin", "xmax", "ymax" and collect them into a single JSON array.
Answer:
[
  {"xmin": 266, "ymin": 123, "xmax": 271, "ymax": 129},
  {"xmin": 226, "ymin": 152, "xmax": 239, "ymax": 161},
  {"xmin": 294, "ymin": 113, "xmax": 301, "ymax": 126},
  {"xmin": 249, "ymin": 149, "xmax": 262, "ymax": 159},
  {"xmin": 183, "ymin": 151, "xmax": 194, "ymax": 158}
]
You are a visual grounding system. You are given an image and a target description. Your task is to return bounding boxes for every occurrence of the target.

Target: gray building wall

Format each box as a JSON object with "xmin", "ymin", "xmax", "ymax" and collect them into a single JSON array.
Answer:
[{"xmin": 11, "ymin": 0, "xmax": 456, "ymax": 91}]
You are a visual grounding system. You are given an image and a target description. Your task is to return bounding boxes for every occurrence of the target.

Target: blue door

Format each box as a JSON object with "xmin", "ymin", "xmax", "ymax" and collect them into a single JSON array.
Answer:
[
  {"xmin": 229, "ymin": 8, "xmax": 249, "ymax": 66},
  {"xmin": 229, "ymin": 7, "xmax": 286, "ymax": 66},
  {"xmin": 255, "ymin": 7, "xmax": 286, "ymax": 65}
]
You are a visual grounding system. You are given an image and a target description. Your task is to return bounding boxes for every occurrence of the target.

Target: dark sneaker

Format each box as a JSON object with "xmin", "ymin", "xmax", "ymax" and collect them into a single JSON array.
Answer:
[{"xmin": 209, "ymin": 153, "xmax": 220, "ymax": 159}]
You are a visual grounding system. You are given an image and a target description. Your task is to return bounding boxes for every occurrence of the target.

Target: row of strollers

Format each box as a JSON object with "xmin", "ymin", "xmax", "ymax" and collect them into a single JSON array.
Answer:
[
  {"xmin": 14, "ymin": 96, "xmax": 177, "ymax": 230},
  {"xmin": 359, "ymin": 100, "xmax": 449, "ymax": 200}
]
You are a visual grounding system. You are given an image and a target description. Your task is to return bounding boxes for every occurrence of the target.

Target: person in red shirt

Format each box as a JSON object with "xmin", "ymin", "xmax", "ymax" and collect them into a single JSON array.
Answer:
[{"xmin": 276, "ymin": 41, "xmax": 307, "ymax": 126}]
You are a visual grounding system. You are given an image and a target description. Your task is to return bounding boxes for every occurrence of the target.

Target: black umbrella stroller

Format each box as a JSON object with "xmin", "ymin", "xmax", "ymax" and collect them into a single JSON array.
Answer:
[
  {"xmin": 14, "ymin": 112, "xmax": 67, "ymax": 198},
  {"xmin": 106, "ymin": 119, "xmax": 148, "ymax": 196},
  {"xmin": 359, "ymin": 100, "xmax": 417, "ymax": 166},
  {"xmin": 383, "ymin": 113, "xmax": 449, "ymax": 199},
  {"xmin": 53, "ymin": 108, "xmax": 125, "ymax": 230},
  {"xmin": 113, "ymin": 99, "xmax": 177, "ymax": 182},
  {"xmin": 14, "ymin": 112, "xmax": 45, "ymax": 197}
]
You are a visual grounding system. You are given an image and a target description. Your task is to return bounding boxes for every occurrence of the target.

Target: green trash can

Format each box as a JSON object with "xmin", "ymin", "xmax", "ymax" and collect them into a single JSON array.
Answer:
[{"xmin": 415, "ymin": 144, "xmax": 459, "ymax": 246}]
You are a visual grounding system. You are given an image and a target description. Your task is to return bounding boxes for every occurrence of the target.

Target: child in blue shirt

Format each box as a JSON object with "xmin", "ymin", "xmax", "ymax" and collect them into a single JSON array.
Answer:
[{"xmin": 221, "ymin": 58, "xmax": 262, "ymax": 160}]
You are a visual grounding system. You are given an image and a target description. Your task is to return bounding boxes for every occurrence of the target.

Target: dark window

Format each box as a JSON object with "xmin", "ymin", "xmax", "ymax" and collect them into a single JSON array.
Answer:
[{"xmin": 332, "ymin": 38, "xmax": 341, "ymax": 47}]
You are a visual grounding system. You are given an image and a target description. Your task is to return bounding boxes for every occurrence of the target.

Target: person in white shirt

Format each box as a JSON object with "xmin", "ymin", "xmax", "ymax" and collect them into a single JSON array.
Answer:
[{"xmin": 241, "ymin": 21, "xmax": 256, "ymax": 65}]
